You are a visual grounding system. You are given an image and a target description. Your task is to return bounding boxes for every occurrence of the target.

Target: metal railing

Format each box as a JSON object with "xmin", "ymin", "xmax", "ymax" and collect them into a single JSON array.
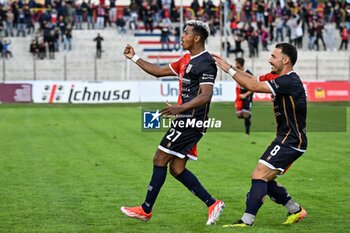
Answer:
[{"xmin": 1, "ymin": 53, "xmax": 350, "ymax": 82}]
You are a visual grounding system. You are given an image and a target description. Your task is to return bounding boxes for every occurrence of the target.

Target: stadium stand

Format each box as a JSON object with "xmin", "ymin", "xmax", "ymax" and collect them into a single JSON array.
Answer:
[{"xmin": 0, "ymin": 0, "xmax": 349, "ymax": 81}]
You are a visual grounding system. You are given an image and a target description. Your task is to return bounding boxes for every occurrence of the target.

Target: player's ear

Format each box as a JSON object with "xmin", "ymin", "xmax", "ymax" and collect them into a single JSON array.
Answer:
[
  {"xmin": 194, "ymin": 35, "xmax": 201, "ymax": 43},
  {"xmin": 282, "ymin": 55, "xmax": 289, "ymax": 65}
]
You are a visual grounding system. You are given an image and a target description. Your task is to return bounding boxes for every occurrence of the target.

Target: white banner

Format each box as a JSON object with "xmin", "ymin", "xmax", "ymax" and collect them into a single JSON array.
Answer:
[
  {"xmin": 32, "ymin": 81, "xmax": 139, "ymax": 103},
  {"xmin": 139, "ymin": 80, "xmax": 236, "ymax": 102},
  {"xmin": 11, "ymin": 80, "xmax": 235, "ymax": 103}
]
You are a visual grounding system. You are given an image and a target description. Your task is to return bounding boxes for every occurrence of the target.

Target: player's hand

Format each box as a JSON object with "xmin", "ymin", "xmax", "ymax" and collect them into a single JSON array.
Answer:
[
  {"xmin": 123, "ymin": 44, "xmax": 135, "ymax": 59},
  {"xmin": 160, "ymin": 101, "xmax": 184, "ymax": 116},
  {"xmin": 211, "ymin": 53, "xmax": 231, "ymax": 73}
]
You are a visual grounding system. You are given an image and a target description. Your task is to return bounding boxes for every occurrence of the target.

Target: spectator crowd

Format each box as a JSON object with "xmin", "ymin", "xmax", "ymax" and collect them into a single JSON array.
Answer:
[{"xmin": 0, "ymin": 0, "xmax": 347, "ymax": 59}]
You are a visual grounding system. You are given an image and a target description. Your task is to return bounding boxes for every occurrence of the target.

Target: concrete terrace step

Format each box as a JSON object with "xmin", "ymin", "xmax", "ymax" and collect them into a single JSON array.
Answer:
[
  {"xmin": 139, "ymin": 40, "xmax": 175, "ymax": 45},
  {"xmin": 134, "ymin": 33, "xmax": 161, "ymax": 37},
  {"xmin": 143, "ymin": 48, "xmax": 177, "ymax": 52},
  {"xmin": 147, "ymin": 54, "xmax": 181, "ymax": 59}
]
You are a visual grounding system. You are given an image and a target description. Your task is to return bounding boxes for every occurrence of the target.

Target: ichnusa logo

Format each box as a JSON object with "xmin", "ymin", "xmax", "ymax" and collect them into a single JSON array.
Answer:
[{"xmin": 143, "ymin": 110, "xmax": 162, "ymax": 129}]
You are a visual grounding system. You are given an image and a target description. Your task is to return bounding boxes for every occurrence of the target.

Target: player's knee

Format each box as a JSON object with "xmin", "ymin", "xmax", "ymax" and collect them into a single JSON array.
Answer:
[
  {"xmin": 251, "ymin": 170, "xmax": 277, "ymax": 181},
  {"xmin": 153, "ymin": 150, "xmax": 170, "ymax": 166},
  {"xmin": 169, "ymin": 165, "xmax": 183, "ymax": 177},
  {"xmin": 243, "ymin": 113, "xmax": 250, "ymax": 119},
  {"xmin": 251, "ymin": 168, "xmax": 268, "ymax": 180}
]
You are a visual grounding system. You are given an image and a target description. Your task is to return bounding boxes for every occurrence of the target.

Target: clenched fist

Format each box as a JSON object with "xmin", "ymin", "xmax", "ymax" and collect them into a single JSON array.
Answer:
[{"xmin": 124, "ymin": 44, "xmax": 135, "ymax": 59}]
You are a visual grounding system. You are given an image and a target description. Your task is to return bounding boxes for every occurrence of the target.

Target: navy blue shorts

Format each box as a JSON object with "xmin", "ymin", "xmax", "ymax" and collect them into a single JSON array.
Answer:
[
  {"xmin": 242, "ymin": 99, "xmax": 253, "ymax": 112},
  {"xmin": 259, "ymin": 142, "xmax": 304, "ymax": 173},
  {"xmin": 158, "ymin": 122, "xmax": 203, "ymax": 161}
]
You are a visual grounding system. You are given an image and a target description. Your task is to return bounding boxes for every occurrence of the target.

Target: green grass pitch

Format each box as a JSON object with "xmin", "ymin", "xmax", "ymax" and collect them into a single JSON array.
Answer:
[{"xmin": 0, "ymin": 102, "xmax": 349, "ymax": 233}]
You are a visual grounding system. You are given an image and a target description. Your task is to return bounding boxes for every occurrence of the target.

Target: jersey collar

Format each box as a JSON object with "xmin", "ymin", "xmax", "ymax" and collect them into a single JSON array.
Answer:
[{"xmin": 190, "ymin": 50, "xmax": 208, "ymax": 60}]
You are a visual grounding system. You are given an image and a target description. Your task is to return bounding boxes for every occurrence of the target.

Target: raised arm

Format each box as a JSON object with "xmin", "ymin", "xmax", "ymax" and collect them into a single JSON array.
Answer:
[
  {"xmin": 124, "ymin": 44, "xmax": 175, "ymax": 78},
  {"xmin": 212, "ymin": 54, "xmax": 271, "ymax": 93}
]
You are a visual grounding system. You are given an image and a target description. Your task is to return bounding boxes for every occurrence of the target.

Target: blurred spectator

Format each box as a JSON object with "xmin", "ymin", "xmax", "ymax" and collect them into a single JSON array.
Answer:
[
  {"xmin": 48, "ymin": 39, "xmax": 55, "ymax": 59},
  {"xmin": 93, "ymin": 33, "xmax": 103, "ymax": 58},
  {"xmin": 346, "ymin": 7, "xmax": 350, "ymax": 31},
  {"xmin": 160, "ymin": 25, "xmax": 170, "ymax": 50},
  {"xmin": 4, "ymin": 6, "xmax": 14, "ymax": 37},
  {"xmin": 116, "ymin": 16, "xmax": 126, "ymax": 35},
  {"xmin": 248, "ymin": 30, "xmax": 259, "ymax": 58},
  {"xmin": 325, "ymin": 21, "xmax": 336, "ymax": 51},
  {"xmin": 2, "ymin": 38, "xmax": 12, "ymax": 58},
  {"xmin": 29, "ymin": 38, "xmax": 38, "ymax": 57},
  {"xmin": 161, "ymin": 5, "xmax": 171, "ymax": 25},
  {"xmin": 53, "ymin": 27, "xmax": 59, "ymax": 52},
  {"xmin": 233, "ymin": 0, "xmax": 242, "ymax": 21},
  {"xmin": 295, "ymin": 19, "xmax": 303, "ymax": 49},
  {"xmin": 274, "ymin": 16, "xmax": 284, "ymax": 42},
  {"xmin": 286, "ymin": 14, "xmax": 298, "ymax": 46},
  {"xmin": 190, "ymin": 0, "xmax": 200, "ymax": 18},
  {"xmin": 66, "ymin": 2, "xmax": 75, "ymax": 27},
  {"xmin": 260, "ymin": 27, "xmax": 269, "ymax": 51},
  {"xmin": 17, "ymin": 8, "xmax": 26, "ymax": 37},
  {"xmin": 123, "ymin": 6, "xmax": 131, "ymax": 28},
  {"xmin": 0, "ymin": 21, "xmax": 3, "ymax": 38},
  {"xmin": 231, "ymin": 30, "xmax": 244, "ymax": 58},
  {"xmin": 308, "ymin": 21, "xmax": 316, "ymax": 50},
  {"xmin": 243, "ymin": 0, "xmax": 252, "ymax": 22},
  {"xmin": 222, "ymin": 41, "xmax": 233, "ymax": 58},
  {"xmin": 149, "ymin": 0, "xmax": 159, "ymax": 28},
  {"xmin": 96, "ymin": 3, "xmax": 105, "ymax": 29},
  {"xmin": 173, "ymin": 26, "xmax": 180, "ymax": 51},
  {"xmin": 104, "ymin": 4, "xmax": 111, "ymax": 27},
  {"xmin": 315, "ymin": 20, "xmax": 326, "ymax": 51},
  {"xmin": 57, "ymin": 15, "xmax": 66, "ymax": 43},
  {"xmin": 75, "ymin": 3, "xmax": 83, "ymax": 29},
  {"xmin": 38, "ymin": 38, "xmax": 46, "ymax": 59},
  {"xmin": 109, "ymin": 0, "xmax": 116, "ymax": 23},
  {"xmin": 64, "ymin": 23, "xmax": 72, "ymax": 51},
  {"xmin": 0, "ymin": 39, "xmax": 3, "ymax": 58},
  {"xmin": 144, "ymin": 5, "xmax": 154, "ymax": 32},
  {"xmin": 24, "ymin": 5, "xmax": 34, "ymax": 35},
  {"xmin": 50, "ymin": 8, "xmax": 57, "ymax": 26},
  {"xmin": 129, "ymin": 0, "xmax": 138, "ymax": 31},
  {"xmin": 339, "ymin": 26, "xmax": 349, "ymax": 50},
  {"xmin": 82, "ymin": 0, "xmax": 94, "ymax": 30},
  {"xmin": 256, "ymin": 0, "xmax": 265, "ymax": 24},
  {"xmin": 333, "ymin": 4, "xmax": 342, "ymax": 29}
]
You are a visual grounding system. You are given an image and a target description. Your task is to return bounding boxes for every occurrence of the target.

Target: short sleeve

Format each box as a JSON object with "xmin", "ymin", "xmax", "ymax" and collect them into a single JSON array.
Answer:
[
  {"xmin": 266, "ymin": 75, "xmax": 294, "ymax": 96},
  {"xmin": 169, "ymin": 59, "xmax": 181, "ymax": 76},
  {"xmin": 199, "ymin": 61, "xmax": 217, "ymax": 85},
  {"xmin": 258, "ymin": 72, "xmax": 279, "ymax": 82},
  {"xmin": 169, "ymin": 54, "xmax": 191, "ymax": 76}
]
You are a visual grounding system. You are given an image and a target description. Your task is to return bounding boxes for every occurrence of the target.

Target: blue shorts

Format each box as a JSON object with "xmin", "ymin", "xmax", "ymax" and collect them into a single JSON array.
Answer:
[{"xmin": 259, "ymin": 142, "xmax": 304, "ymax": 173}]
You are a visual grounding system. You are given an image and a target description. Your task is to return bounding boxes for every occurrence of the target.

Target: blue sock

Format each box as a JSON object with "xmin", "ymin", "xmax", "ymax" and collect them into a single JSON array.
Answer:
[
  {"xmin": 175, "ymin": 169, "xmax": 216, "ymax": 207},
  {"xmin": 142, "ymin": 165, "xmax": 167, "ymax": 214},
  {"xmin": 267, "ymin": 181, "xmax": 292, "ymax": 205},
  {"xmin": 245, "ymin": 179, "xmax": 267, "ymax": 215}
]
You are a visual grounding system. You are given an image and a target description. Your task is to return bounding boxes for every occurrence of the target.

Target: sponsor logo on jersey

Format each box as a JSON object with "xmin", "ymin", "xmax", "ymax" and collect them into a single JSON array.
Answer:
[
  {"xmin": 202, "ymin": 73, "xmax": 215, "ymax": 80},
  {"xmin": 185, "ymin": 64, "xmax": 193, "ymax": 73}
]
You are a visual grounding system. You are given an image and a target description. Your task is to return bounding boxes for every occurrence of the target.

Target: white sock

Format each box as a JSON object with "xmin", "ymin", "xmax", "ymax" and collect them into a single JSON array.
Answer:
[
  {"xmin": 241, "ymin": 213, "xmax": 255, "ymax": 225},
  {"xmin": 285, "ymin": 199, "xmax": 301, "ymax": 214}
]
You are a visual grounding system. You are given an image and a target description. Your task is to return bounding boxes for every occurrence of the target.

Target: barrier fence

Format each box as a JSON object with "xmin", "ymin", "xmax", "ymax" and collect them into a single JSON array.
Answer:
[{"xmin": 1, "ymin": 54, "xmax": 350, "ymax": 81}]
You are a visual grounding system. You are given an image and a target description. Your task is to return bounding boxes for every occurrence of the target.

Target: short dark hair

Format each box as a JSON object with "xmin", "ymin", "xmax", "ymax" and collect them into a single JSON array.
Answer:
[
  {"xmin": 235, "ymin": 57, "xmax": 245, "ymax": 67},
  {"xmin": 186, "ymin": 20, "xmax": 210, "ymax": 42},
  {"xmin": 275, "ymin": 43, "xmax": 298, "ymax": 66}
]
